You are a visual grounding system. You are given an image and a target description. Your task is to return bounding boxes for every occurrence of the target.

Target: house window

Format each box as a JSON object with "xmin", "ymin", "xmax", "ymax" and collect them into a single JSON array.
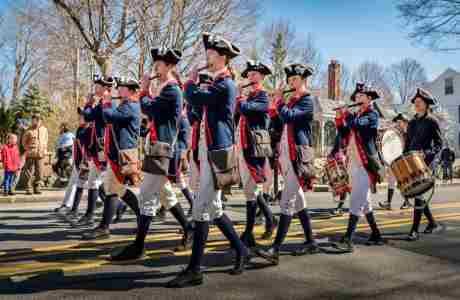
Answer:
[{"xmin": 445, "ymin": 77, "xmax": 454, "ymax": 95}]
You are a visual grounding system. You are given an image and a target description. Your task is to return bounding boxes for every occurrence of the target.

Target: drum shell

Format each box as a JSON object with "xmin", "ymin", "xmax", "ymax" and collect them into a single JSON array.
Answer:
[{"xmin": 325, "ymin": 158, "xmax": 350, "ymax": 195}]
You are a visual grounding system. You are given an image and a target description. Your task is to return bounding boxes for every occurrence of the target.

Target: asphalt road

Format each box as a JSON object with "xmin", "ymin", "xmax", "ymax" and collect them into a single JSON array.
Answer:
[{"xmin": 1, "ymin": 185, "xmax": 460, "ymax": 300}]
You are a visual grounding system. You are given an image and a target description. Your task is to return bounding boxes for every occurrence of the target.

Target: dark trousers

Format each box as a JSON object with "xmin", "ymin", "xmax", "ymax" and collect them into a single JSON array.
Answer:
[{"xmin": 2, "ymin": 171, "xmax": 16, "ymax": 192}]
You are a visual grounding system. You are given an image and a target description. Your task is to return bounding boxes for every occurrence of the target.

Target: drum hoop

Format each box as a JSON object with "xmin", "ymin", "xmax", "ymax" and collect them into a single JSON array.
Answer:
[{"xmin": 378, "ymin": 128, "xmax": 404, "ymax": 166}]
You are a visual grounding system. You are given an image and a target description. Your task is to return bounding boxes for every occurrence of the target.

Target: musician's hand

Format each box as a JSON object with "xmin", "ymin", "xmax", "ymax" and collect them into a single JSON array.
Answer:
[
  {"xmin": 189, "ymin": 66, "xmax": 199, "ymax": 83},
  {"xmin": 140, "ymin": 74, "xmax": 151, "ymax": 92}
]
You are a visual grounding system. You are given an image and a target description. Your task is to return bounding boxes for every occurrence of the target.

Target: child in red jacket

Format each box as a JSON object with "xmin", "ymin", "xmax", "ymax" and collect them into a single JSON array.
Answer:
[{"xmin": 1, "ymin": 134, "xmax": 21, "ymax": 196}]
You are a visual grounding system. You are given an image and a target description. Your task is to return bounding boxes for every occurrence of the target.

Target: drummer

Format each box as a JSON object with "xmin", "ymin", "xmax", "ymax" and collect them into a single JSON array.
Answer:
[
  {"xmin": 333, "ymin": 83, "xmax": 384, "ymax": 253},
  {"xmin": 405, "ymin": 88, "xmax": 443, "ymax": 241},
  {"xmin": 378, "ymin": 113, "xmax": 412, "ymax": 210}
]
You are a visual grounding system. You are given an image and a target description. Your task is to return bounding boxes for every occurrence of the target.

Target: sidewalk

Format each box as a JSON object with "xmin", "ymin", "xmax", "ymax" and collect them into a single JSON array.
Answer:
[{"xmin": 1, "ymin": 179, "xmax": 459, "ymax": 204}]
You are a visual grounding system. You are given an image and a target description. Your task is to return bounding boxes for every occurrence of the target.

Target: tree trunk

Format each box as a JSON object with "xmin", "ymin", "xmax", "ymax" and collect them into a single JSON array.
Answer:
[
  {"xmin": 11, "ymin": 67, "xmax": 22, "ymax": 103},
  {"xmin": 72, "ymin": 47, "xmax": 80, "ymax": 108}
]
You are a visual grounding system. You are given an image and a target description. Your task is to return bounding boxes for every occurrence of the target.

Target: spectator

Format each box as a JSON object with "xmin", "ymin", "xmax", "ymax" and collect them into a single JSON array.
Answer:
[
  {"xmin": 22, "ymin": 114, "xmax": 48, "ymax": 195},
  {"xmin": 54, "ymin": 122, "xmax": 75, "ymax": 181},
  {"xmin": 1, "ymin": 134, "xmax": 21, "ymax": 196},
  {"xmin": 441, "ymin": 146, "xmax": 456, "ymax": 182}
]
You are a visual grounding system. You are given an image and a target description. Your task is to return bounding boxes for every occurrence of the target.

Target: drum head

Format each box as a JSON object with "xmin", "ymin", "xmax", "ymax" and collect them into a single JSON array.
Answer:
[{"xmin": 380, "ymin": 129, "xmax": 404, "ymax": 166}]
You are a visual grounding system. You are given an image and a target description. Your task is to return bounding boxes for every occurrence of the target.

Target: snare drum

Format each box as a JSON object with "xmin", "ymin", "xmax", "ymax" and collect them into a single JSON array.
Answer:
[
  {"xmin": 390, "ymin": 151, "xmax": 434, "ymax": 198},
  {"xmin": 325, "ymin": 156, "xmax": 351, "ymax": 195}
]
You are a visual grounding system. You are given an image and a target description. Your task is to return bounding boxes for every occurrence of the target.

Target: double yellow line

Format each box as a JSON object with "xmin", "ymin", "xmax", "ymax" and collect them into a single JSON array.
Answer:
[{"xmin": 2, "ymin": 212, "xmax": 460, "ymax": 280}]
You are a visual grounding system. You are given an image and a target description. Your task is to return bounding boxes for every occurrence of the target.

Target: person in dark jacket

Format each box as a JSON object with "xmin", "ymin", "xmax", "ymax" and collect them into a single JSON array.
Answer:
[
  {"xmin": 405, "ymin": 88, "xmax": 443, "ymax": 241},
  {"xmin": 441, "ymin": 146, "xmax": 455, "ymax": 182},
  {"xmin": 167, "ymin": 32, "xmax": 249, "ymax": 288}
]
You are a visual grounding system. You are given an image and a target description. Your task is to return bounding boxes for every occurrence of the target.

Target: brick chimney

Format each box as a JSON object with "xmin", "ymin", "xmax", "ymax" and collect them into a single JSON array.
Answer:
[{"xmin": 328, "ymin": 59, "xmax": 341, "ymax": 100}]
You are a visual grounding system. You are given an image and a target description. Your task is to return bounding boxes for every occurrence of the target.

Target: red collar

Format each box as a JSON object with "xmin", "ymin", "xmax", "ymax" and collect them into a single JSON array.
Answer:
[
  {"xmin": 249, "ymin": 85, "xmax": 264, "ymax": 97},
  {"xmin": 357, "ymin": 105, "xmax": 371, "ymax": 116}
]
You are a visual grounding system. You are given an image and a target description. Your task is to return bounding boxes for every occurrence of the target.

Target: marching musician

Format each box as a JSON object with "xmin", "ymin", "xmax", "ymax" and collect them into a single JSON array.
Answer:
[
  {"xmin": 236, "ymin": 60, "xmax": 276, "ymax": 251},
  {"xmin": 333, "ymin": 83, "xmax": 384, "ymax": 253},
  {"xmin": 378, "ymin": 113, "xmax": 412, "ymax": 210},
  {"xmin": 111, "ymin": 48, "xmax": 192, "ymax": 261},
  {"xmin": 167, "ymin": 32, "xmax": 250, "ymax": 287},
  {"xmin": 405, "ymin": 88, "xmax": 443, "ymax": 241},
  {"xmin": 82, "ymin": 77, "xmax": 141, "ymax": 240},
  {"xmin": 255, "ymin": 63, "xmax": 319, "ymax": 265}
]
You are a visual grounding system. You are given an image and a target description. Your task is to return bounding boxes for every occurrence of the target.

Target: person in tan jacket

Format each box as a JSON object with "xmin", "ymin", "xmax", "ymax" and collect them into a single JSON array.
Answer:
[{"xmin": 22, "ymin": 115, "xmax": 48, "ymax": 194}]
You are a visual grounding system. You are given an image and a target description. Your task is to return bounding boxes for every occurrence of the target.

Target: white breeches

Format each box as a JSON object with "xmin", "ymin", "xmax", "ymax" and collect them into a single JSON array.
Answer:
[
  {"xmin": 139, "ymin": 173, "xmax": 178, "ymax": 216},
  {"xmin": 279, "ymin": 161, "xmax": 307, "ymax": 216},
  {"xmin": 189, "ymin": 159, "xmax": 200, "ymax": 193},
  {"xmin": 350, "ymin": 164, "xmax": 372, "ymax": 216},
  {"xmin": 192, "ymin": 155, "xmax": 223, "ymax": 222},
  {"xmin": 263, "ymin": 162, "xmax": 273, "ymax": 194},
  {"xmin": 62, "ymin": 167, "xmax": 78, "ymax": 208},
  {"xmin": 238, "ymin": 152, "xmax": 263, "ymax": 202}
]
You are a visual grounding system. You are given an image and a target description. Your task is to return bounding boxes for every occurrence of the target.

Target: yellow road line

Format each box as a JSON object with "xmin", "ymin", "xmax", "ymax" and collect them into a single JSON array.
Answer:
[{"xmin": 3, "ymin": 212, "xmax": 460, "ymax": 279}]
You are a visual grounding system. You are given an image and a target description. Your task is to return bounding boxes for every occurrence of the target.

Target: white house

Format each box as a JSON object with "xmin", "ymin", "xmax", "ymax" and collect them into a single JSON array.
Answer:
[{"xmin": 424, "ymin": 68, "xmax": 460, "ymax": 154}]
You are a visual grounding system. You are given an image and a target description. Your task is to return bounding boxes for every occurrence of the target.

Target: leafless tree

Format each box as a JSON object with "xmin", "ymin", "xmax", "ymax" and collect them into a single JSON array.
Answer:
[
  {"xmin": 396, "ymin": 0, "xmax": 460, "ymax": 51},
  {"xmin": 388, "ymin": 58, "xmax": 427, "ymax": 104},
  {"xmin": 353, "ymin": 61, "xmax": 394, "ymax": 105}
]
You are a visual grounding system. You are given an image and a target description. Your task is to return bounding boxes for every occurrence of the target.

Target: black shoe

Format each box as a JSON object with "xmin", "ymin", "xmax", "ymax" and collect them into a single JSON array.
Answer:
[
  {"xmin": 82, "ymin": 227, "xmax": 110, "ymax": 240},
  {"xmin": 336, "ymin": 237, "xmax": 354, "ymax": 253},
  {"xmin": 8, "ymin": 191, "xmax": 15, "ymax": 196},
  {"xmin": 175, "ymin": 229, "xmax": 193, "ymax": 251},
  {"xmin": 254, "ymin": 247, "xmax": 279, "ymax": 265},
  {"xmin": 71, "ymin": 215, "xmax": 95, "ymax": 227},
  {"xmin": 64, "ymin": 211, "xmax": 79, "ymax": 223},
  {"xmin": 292, "ymin": 241, "xmax": 320, "ymax": 256},
  {"xmin": 261, "ymin": 216, "xmax": 278, "ymax": 240},
  {"xmin": 400, "ymin": 201, "xmax": 412, "ymax": 210},
  {"xmin": 34, "ymin": 189, "xmax": 42, "ymax": 195},
  {"xmin": 166, "ymin": 269, "xmax": 204, "ymax": 288},
  {"xmin": 365, "ymin": 233, "xmax": 384, "ymax": 246},
  {"xmin": 406, "ymin": 231, "xmax": 419, "ymax": 241},
  {"xmin": 26, "ymin": 190, "xmax": 33, "ymax": 195},
  {"xmin": 111, "ymin": 242, "xmax": 144, "ymax": 261},
  {"xmin": 423, "ymin": 223, "xmax": 439, "ymax": 234},
  {"xmin": 229, "ymin": 254, "xmax": 248, "ymax": 275},
  {"xmin": 378, "ymin": 201, "xmax": 392, "ymax": 210}
]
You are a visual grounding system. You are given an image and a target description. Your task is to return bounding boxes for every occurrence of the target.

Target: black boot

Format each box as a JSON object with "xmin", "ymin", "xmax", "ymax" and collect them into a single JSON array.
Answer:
[
  {"xmin": 292, "ymin": 209, "xmax": 319, "ymax": 256},
  {"xmin": 365, "ymin": 212, "xmax": 384, "ymax": 246},
  {"xmin": 240, "ymin": 201, "xmax": 257, "ymax": 248},
  {"xmin": 255, "ymin": 214, "xmax": 292, "ymax": 265},
  {"xmin": 181, "ymin": 187, "xmax": 194, "ymax": 211},
  {"xmin": 408, "ymin": 198, "xmax": 423, "ymax": 241},
  {"xmin": 400, "ymin": 198, "xmax": 412, "ymax": 209},
  {"xmin": 257, "ymin": 194, "xmax": 276, "ymax": 240},
  {"xmin": 113, "ymin": 201, "xmax": 127, "ymax": 224},
  {"xmin": 337, "ymin": 214, "xmax": 359, "ymax": 252},
  {"xmin": 169, "ymin": 203, "xmax": 192, "ymax": 251},
  {"xmin": 82, "ymin": 195, "xmax": 118, "ymax": 240},
  {"xmin": 423, "ymin": 204, "xmax": 438, "ymax": 234},
  {"xmin": 73, "ymin": 188, "xmax": 98, "ymax": 227},
  {"xmin": 121, "ymin": 189, "xmax": 140, "ymax": 217},
  {"xmin": 214, "ymin": 214, "xmax": 249, "ymax": 275},
  {"xmin": 379, "ymin": 189, "xmax": 394, "ymax": 210},
  {"xmin": 111, "ymin": 215, "xmax": 152, "ymax": 261},
  {"xmin": 166, "ymin": 221, "xmax": 208, "ymax": 288}
]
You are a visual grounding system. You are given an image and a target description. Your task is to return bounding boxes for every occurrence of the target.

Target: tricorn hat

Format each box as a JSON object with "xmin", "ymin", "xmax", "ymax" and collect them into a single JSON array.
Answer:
[
  {"xmin": 392, "ymin": 113, "xmax": 409, "ymax": 123},
  {"xmin": 203, "ymin": 32, "xmax": 240, "ymax": 59},
  {"xmin": 350, "ymin": 82, "xmax": 380, "ymax": 102},
  {"xmin": 150, "ymin": 47, "xmax": 182, "ymax": 65},
  {"xmin": 284, "ymin": 64, "xmax": 314, "ymax": 83},
  {"xmin": 93, "ymin": 74, "xmax": 115, "ymax": 87},
  {"xmin": 410, "ymin": 88, "xmax": 437, "ymax": 105},
  {"xmin": 115, "ymin": 77, "xmax": 140, "ymax": 90},
  {"xmin": 241, "ymin": 60, "xmax": 272, "ymax": 78}
]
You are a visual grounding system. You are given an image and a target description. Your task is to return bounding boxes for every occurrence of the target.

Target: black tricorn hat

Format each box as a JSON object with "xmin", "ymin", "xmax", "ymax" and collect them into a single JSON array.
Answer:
[
  {"xmin": 284, "ymin": 64, "xmax": 314, "ymax": 82},
  {"xmin": 115, "ymin": 77, "xmax": 140, "ymax": 90},
  {"xmin": 392, "ymin": 113, "xmax": 409, "ymax": 123},
  {"xmin": 410, "ymin": 88, "xmax": 437, "ymax": 105},
  {"xmin": 93, "ymin": 74, "xmax": 115, "ymax": 87},
  {"xmin": 198, "ymin": 73, "xmax": 213, "ymax": 85},
  {"xmin": 202, "ymin": 32, "xmax": 240, "ymax": 59},
  {"xmin": 150, "ymin": 47, "xmax": 182, "ymax": 65},
  {"xmin": 350, "ymin": 82, "xmax": 380, "ymax": 102},
  {"xmin": 241, "ymin": 60, "xmax": 272, "ymax": 78}
]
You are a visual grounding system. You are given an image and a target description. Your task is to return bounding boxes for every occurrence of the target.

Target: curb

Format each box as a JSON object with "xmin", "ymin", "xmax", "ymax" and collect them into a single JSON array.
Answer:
[{"xmin": 1, "ymin": 182, "xmax": 459, "ymax": 204}]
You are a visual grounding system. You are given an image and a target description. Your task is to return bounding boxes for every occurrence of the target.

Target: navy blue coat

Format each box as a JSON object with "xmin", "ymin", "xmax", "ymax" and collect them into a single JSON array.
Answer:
[
  {"xmin": 140, "ymin": 83, "xmax": 182, "ymax": 144},
  {"xmin": 103, "ymin": 99, "xmax": 141, "ymax": 162},
  {"xmin": 176, "ymin": 115, "xmax": 191, "ymax": 152},
  {"xmin": 185, "ymin": 75, "xmax": 237, "ymax": 151},
  {"xmin": 277, "ymin": 94, "xmax": 314, "ymax": 146},
  {"xmin": 74, "ymin": 126, "xmax": 91, "ymax": 168}
]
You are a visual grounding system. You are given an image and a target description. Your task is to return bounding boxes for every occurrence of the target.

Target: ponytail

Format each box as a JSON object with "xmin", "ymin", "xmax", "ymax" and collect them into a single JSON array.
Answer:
[
  {"xmin": 225, "ymin": 57, "xmax": 236, "ymax": 80},
  {"xmin": 170, "ymin": 67, "xmax": 183, "ymax": 90}
]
